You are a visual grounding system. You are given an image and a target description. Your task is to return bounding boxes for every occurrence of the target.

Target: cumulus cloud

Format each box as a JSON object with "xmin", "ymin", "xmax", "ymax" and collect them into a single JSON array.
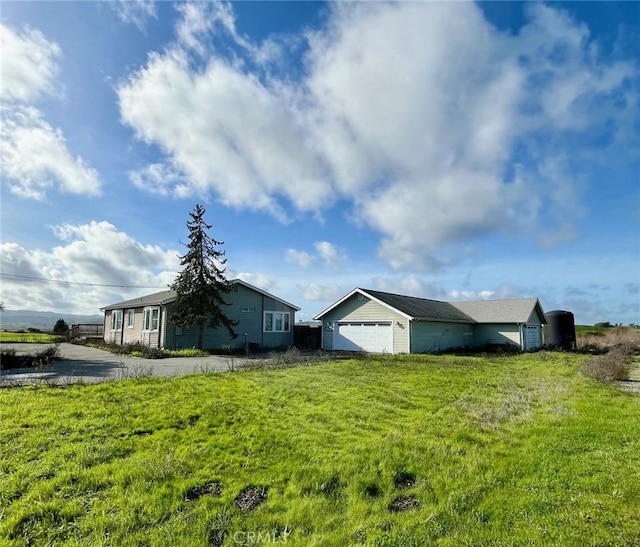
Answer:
[
  {"xmin": 129, "ymin": 162, "xmax": 191, "ymax": 198},
  {"xmin": 0, "ymin": 23, "xmax": 60, "ymax": 102},
  {"xmin": 302, "ymin": 283, "xmax": 342, "ymax": 302},
  {"xmin": 286, "ymin": 249, "xmax": 314, "ymax": 269},
  {"xmin": 117, "ymin": 2, "xmax": 637, "ymax": 271},
  {"xmin": 1, "ymin": 107, "xmax": 101, "ymax": 199},
  {"xmin": 0, "ymin": 222, "xmax": 179, "ymax": 314},
  {"xmin": 286, "ymin": 241, "xmax": 347, "ymax": 269},
  {"xmin": 0, "ymin": 23, "xmax": 102, "ymax": 199},
  {"xmin": 314, "ymin": 241, "xmax": 346, "ymax": 268}
]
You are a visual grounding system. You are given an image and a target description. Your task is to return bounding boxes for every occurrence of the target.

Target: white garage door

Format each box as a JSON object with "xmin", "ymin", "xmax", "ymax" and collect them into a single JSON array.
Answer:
[
  {"xmin": 333, "ymin": 322, "xmax": 393, "ymax": 353},
  {"xmin": 524, "ymin": 325, "xmax": 541, "ymax": 350}
]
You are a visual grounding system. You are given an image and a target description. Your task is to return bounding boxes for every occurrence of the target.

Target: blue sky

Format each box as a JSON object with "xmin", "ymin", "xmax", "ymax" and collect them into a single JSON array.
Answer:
[{"xmin": 1, "ymin": 1, "xmax": 638, "ymax": 325}]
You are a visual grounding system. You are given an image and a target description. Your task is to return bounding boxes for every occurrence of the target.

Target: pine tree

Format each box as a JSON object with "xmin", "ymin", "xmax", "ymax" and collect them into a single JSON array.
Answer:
[
  {"xmin": 53, "ymin": 318, "xmax": 69, "ymax": 336},
  {"xmin": 169, "ymin": 204, "xmax": 237, "ymax": 350}
]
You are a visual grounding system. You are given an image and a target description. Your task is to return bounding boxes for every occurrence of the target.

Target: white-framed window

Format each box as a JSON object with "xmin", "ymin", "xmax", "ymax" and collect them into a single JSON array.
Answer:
[
  {"xmin": 127, "ymin": 309, "xmax": 135, "ymax": 328},
  {"xmin": 111, "ymin": 309, "xmax": 123, "ymax": 331},
  {"xmin": 143, "ymin": 307, "xmax": 160, "ymax": 331},
  {"xmin": 264, "ymin": 311, "xmax": 290, "ymax": 332}
]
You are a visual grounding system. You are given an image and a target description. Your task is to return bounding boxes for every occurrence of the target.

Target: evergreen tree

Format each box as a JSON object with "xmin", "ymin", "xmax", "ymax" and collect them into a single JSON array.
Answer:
[
  {"xmin": 170, "ymin": 204, "xmax": 237, "ymax": 350},
  {"xmin": 53, "ymin": 318, "xmax": 69, "ymax": 336}
]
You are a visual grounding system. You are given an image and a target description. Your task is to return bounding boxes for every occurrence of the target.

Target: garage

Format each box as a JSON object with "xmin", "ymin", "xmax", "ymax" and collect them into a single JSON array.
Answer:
[{"xmin": 332, "ymin": 322, "xmax": 393, "ymax": 353}]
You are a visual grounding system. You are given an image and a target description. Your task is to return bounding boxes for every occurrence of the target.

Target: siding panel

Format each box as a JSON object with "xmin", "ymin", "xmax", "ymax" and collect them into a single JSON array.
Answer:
[
  {"xmin": 411, "ymin": 321, "xmax": 474, "ymax": 353},
  {"xmin": 473, "ymin": 324, "xmax": 521, "ymax": 347}
]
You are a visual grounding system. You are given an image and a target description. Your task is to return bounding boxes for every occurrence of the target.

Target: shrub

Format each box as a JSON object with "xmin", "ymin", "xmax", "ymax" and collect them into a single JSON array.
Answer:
[
  {"xmin": 582, "ymin": 346, "xmax": 633, "ymax": 383},
  {"xmin": 0, "ymin": 345, "xmax": 61, "ymax": 369}
]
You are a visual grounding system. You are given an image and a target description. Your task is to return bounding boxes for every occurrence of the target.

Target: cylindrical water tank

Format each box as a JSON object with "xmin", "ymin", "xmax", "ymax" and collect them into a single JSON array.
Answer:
[{"xmin": 545, "ymin": 310, "xmax": 576, "ymax": 350}]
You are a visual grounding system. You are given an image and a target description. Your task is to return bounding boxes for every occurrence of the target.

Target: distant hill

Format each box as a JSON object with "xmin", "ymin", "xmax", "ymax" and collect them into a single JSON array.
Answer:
[{"xmin": 0, "ymin": 310, "xmax": 103, "ymax": 331}]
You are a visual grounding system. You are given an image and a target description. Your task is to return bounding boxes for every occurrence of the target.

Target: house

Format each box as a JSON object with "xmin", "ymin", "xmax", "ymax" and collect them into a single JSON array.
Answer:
[
  {"xmin": 101, "ymin": 279, "xmax": 300, "ymax": 351},
  {"xmin": 313, "ymin": 288, "xmax": 546, "ymax": 354}
]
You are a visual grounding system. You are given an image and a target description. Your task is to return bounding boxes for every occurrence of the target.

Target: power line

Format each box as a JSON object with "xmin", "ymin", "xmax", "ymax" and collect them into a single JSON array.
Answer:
[{"xmin": 0, "ymin": 273, "xmax": 166, "ymax": 289}]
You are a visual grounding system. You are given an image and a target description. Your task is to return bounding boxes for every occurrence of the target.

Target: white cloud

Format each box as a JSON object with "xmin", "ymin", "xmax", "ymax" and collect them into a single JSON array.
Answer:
[
  {"xmin": 129, "ymin": 162, "xmax": 191, "ymax": 198},
  {"xmin": 0, "ymin": 23, "xmax": 60, "ymax": 102},
  {"xmin": 118, "ymin": 2, "xmax": 637, "ymax": 271},
  {"xmin": 314, "ymin": 241, "xmax": 346, "ymax": 268},
  {"xmin": 0, "ymin": 107, "xmax": 101, "ymax": 199},
  {"xmin": 302, "ymin": 283, "xmax": 342, "ymax": 302},
  {"xmin": 0, "ymin": 23, "xmax": 102, "ymax": 200},
  {"xmin": 233, "ymin": 272, "xmax": 275, "ymax": 292},
  {"xmin": 286, "ymin": 249, "xmax": 314, "ymax": 269},
  {"xmin": 112, "ymin": 0, "xmax": 157, "ymax": 30},
  {"xmin": 0, "ymin": 222, "xmax": 180, "ymax": 314}
]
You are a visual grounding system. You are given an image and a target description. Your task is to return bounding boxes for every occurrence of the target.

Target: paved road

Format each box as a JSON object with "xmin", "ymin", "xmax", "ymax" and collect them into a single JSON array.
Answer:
[{"xmin": 1, "ymin": 343, "xmax": 253, "ymax": 385}]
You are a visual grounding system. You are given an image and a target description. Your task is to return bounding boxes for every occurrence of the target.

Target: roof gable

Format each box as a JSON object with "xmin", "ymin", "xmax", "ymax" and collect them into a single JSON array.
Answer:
[{"xmin": 101, "ymin": 279, "xmax": 300, "ymax": 312}]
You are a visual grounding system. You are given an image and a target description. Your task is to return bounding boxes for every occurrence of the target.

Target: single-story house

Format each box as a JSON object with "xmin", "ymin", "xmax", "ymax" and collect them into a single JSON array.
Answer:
[
  {"xmin": 101, "ymin": 279, "xmax": 300, "ymax": 351},
  {"xmin": 313, "ymin": 288, "xmax": 547, "ymax": 353}
]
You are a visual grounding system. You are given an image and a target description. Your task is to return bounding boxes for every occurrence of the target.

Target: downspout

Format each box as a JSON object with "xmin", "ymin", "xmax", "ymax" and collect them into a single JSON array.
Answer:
[
  {"xmin": 407, "ymin": 319, "xmax": 412, "ymax": 353},
  {"xmin": 261, "ymin": 295, "xmax": 265, "ymax": 348},
  {"xmin": 120, "ymin": 310, "xmax": 124, "ymax": 345},
  {"xmin": 158, "ymin": 306, "xmax": 163, "ymax": 349},
  {"xmin": 103, "ymin": 312, "xmax": 107, "ymax": 343}
]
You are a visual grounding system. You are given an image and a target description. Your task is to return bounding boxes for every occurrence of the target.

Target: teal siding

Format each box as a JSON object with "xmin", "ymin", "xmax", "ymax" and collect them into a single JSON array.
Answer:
[
  {"xmin": 320, "ymin": 294, "xmax": 408, "ymax": 353},
  {"xmin": 164, "ymin": 284, "xmax": 296, "ymax": 350},
  {"xmin": 411, "ymin": 321, "xmax": 474, "ymax": 353}
]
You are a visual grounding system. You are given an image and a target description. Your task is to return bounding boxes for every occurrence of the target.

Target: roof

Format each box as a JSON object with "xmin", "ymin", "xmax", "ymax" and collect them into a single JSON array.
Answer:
[
  {"xmin": 362, "ymin": 289, "xmax": 474, "ymax": 323},
  {"xmin": 101, "ymin": 279, "xmax": 300, "ymax": 312},
  {"xmin": 452, "ymin": 298, "xmax": 546, "ymax": 324},
  {"xmin": 314, "ymin": 288, "xmax": 545, "ymax": 324}
]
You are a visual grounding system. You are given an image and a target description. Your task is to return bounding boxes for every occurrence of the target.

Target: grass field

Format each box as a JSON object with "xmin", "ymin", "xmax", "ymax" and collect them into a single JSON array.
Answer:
[
  {"xmin": 0, "ymin": 332, "xmax": 63, "ymax": 343},
  {"xmin": 1, "ymin": 353, "xmax": 639, "ymax": 546}
]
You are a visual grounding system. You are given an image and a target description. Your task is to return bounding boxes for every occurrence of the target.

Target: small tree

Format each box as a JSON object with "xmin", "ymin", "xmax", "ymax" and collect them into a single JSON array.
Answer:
[
  {"xmin": 170, "ymin": 204, "xmax": 237, "ymax": 350},
  {"xmin": 53, "ymin": 318, "xmax": 69, "ymax": 336}
]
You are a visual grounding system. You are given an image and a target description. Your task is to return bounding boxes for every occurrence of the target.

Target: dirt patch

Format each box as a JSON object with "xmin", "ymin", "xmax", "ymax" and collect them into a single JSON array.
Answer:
[
  {"xmin": 388, "ymin": 496, "xmax": 421, "ymax": 512},
  {"xmin": 234, "ymin": 485, "xmax": 268, "ymax": 511},
  {"xmin": 185, "ymin": 481, "xmax": 222, "ymax": 501},
  {"xmin": 393, "ymin": 471, "xmax": 416, "ymax": 489}
]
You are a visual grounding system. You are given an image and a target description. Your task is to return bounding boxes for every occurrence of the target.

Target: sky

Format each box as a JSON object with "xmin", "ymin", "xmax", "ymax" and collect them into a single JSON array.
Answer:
[{"xmin": 1, "ymin": 0, "xmax": 639, "ymax": 326}]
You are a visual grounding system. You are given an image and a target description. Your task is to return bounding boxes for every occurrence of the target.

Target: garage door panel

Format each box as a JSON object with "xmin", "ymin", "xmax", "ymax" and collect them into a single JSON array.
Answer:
[{"xmin": 333, "ymin": 322, "xmax": 393, "ymax": 353}]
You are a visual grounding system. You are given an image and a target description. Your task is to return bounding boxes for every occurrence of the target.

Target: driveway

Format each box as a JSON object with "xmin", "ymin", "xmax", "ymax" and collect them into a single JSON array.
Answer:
[{"xmin": 0, "ymin": 343, "xmax": 253, "ymax": 385}]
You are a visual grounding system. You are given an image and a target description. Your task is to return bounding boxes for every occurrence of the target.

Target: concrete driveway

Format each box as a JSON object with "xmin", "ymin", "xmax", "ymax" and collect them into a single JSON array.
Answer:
[{"xmin": 0, "ymin": 343, "xmax": 253, "ymax": 385}]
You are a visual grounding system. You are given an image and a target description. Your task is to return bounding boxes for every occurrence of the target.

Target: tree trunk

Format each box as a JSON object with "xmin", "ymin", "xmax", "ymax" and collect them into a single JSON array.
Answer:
[{"xmin": 197, "ymin": 322, "xmax": 204, "ymax": 350}]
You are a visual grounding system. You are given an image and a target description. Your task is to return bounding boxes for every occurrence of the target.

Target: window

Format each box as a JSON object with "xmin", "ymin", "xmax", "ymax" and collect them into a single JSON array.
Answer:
[
  {"xmin": 143, "ymin": 307, "xmax": 159, "ymax": 331},
  {"xmin": 264, "ymin": 311, "xmax": 290, "ymax": 332},
  {"xmin": 127, "ymin": 310, "xmax": 135, "ymax": 328},
  {"xmin": 111, "ymin": 310, "xmax": 122, "ymax": 331}
]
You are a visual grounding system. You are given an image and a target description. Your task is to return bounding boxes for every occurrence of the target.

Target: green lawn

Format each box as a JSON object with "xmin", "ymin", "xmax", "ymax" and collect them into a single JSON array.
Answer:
[
  {"xmin": 0, "ymin": 332, "xmax": 63, "ymax": 343},
  {"xmin": 1, "ymin": 353, "xmax": 639, "ymax": 546}
]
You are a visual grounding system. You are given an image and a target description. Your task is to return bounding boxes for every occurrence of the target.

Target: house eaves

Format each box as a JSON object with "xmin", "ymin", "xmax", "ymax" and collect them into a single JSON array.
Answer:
[{"xmin": 101, "ymin": 279, "xmax": 300, "ymax": 312}]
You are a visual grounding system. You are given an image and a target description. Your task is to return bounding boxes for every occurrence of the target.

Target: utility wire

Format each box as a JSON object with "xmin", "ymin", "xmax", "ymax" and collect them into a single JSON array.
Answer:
[{"xmin": 0, "ymin": 273, "xmax": 166, "ymax": 289}]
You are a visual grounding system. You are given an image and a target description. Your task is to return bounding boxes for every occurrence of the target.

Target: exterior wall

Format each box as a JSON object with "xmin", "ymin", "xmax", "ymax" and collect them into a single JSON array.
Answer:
[
  {"xmin": 472, "ymin": 324, "xmax": 521, "ymax": 348},
  {"xmin": 320, "ymin": 294, "xmax": 408, "ymax": 354},
  {"xmin": 122, "ymin": 309, "xmax": 143, "ymax": 345},
  {"xmin": 410, "ymin": 321, "xmax": 474, "ymax": 353},
  {"xmin": 104, "ymin": 310, "xmax": 121, "ymax": 344},
  {"xmin": 163, "ymin": 284, "xmax": 296, "ymax": 350},
  {"xmin": 103, "ymin": 308, "xmax": 162, "ymax": 348}
]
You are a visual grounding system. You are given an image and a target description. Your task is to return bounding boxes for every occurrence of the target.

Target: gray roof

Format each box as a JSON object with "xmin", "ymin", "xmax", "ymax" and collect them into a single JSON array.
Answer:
[
  {"xmin": 101, "ymin": 289, "xmax": 176, "ymax": 310},
  {"xmin": 101, "ymin": 278, "xmax": 300, "ymax": 312},
  {"xmin": 362, "ymin": 289, "xmax": 474, "ymax": 323},
  {"xmin": 452, "ymin": 298, "xmax": 546, "ymax": 324}
]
